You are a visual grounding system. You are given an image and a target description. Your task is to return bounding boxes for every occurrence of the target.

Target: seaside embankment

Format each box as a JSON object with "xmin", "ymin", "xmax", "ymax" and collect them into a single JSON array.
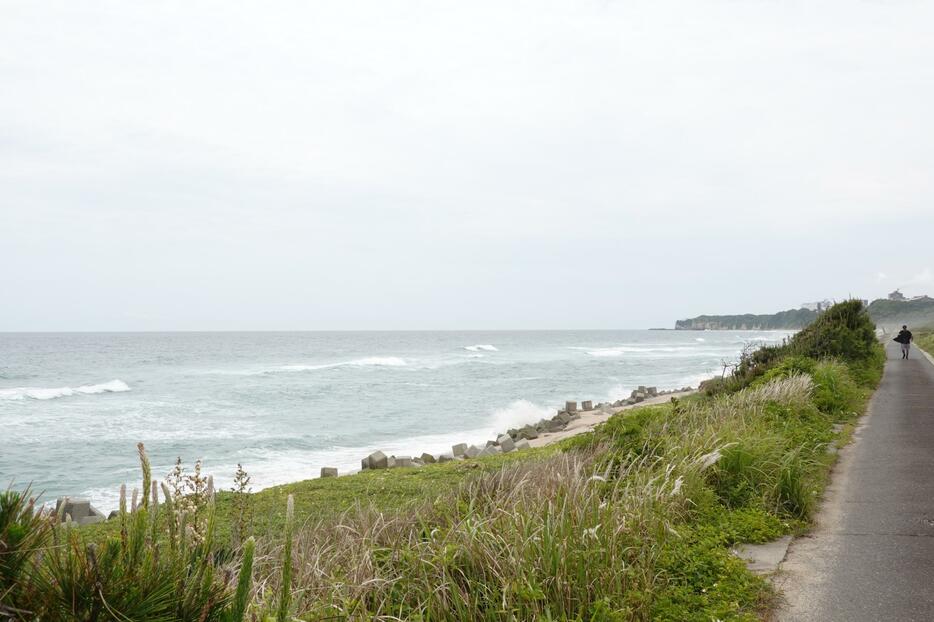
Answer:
[{"xmin": 2, "ymin": 301, "xmax": 886, "ymax": 620}]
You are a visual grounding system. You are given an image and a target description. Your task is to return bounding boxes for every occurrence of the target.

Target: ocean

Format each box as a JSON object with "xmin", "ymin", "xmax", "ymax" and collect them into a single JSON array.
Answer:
[{"xmin": 0, "ymin": 330, "xmax": 791, "ymax": 512}]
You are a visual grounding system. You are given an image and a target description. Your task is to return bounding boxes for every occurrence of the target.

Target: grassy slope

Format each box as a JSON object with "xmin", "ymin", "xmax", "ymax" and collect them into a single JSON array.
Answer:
[
  {"xmin": 66, "ymin": 301, "xmax": 887, "ymax": 621},
  {"xmin": 82, "ymin": 445, "xmax": 562, "ymax": 543}
]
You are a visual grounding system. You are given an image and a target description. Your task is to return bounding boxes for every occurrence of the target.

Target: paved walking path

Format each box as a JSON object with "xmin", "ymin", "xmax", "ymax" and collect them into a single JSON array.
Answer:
[{"xmin": 776, "ymin": 341, "xmax": 934, "ymax": 621}]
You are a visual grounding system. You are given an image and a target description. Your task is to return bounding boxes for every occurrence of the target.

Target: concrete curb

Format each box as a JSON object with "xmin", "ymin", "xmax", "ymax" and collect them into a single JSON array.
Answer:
[
  {"xmin": 916, "ymin": 344, "xmax": 934, "ymax": 367},
  {"xmin": 732, "ymin": 536, "xmax": 793, "ymax": 575}
]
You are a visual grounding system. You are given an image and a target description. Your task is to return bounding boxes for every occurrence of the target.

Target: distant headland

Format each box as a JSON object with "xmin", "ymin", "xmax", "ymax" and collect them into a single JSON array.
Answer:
[{"xmin": 676, "ymin": 291, "xmax": 934, "ymax": 331}]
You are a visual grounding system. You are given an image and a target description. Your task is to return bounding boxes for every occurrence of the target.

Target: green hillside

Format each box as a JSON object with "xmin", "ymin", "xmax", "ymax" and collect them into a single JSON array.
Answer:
[
  {"xmin": 675, "ymin": 308, "xmax": 819, "ymax": 330},
  {"xmin": 677, "ymin": 295, "xmax": 934, "ymax": 332},
  {"xmin": 867, "ymin": 296, "xmax": 934, "ymax": 331}
]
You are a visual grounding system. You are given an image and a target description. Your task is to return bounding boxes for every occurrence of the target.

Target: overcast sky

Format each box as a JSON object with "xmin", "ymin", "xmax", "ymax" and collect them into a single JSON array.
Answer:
[{"xmin": 2, "ymin": 1, "xmax": 933, "ymax": 331}]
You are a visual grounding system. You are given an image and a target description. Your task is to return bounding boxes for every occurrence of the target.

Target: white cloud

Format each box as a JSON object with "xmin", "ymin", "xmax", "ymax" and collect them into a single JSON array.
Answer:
[
  {"xmin": 908, "ymin": 268, "xmax": 933, "ymax": 285},
  {"xmin": 2, "ymin": 1, "xmax": 934, "ymax": 329}
]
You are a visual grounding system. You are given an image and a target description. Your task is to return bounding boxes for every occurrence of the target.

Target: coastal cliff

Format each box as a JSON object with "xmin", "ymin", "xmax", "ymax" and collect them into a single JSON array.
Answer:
[
  {"xmin": 677, "ymin": 295, "xmax": 934, "ymax": 331},
  {"xmin": 675, "ymin": 308, "xmax": 818, "ymax": 330}
]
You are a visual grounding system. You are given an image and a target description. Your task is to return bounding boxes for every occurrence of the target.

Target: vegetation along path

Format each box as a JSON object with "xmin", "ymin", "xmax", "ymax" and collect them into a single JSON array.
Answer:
[{"xmin": 777, "ymin": 340, "xmax": 934, "ymax": 621}]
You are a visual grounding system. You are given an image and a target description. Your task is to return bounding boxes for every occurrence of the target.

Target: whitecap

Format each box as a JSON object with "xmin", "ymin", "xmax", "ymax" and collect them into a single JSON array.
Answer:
[
  {"xmin": 464, "ymin": 344, "xmax": 498, "ymax": 352},
  {"xmin": 274, "ymin": 356, "xmax": 407, "ymax": 373},
  {"xmin": 582, "ymin": 345, "xmax": 699, "ymax": 357},
  {"xmin": 0, "ymin": 379, "xmax": 131, "ymax": 401}
]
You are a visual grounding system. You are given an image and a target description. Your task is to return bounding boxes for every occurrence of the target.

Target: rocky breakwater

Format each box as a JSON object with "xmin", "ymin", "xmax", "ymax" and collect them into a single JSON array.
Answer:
[{"xmin": 359, "ymin": 385, "xmax": 693, "ymax": 472}]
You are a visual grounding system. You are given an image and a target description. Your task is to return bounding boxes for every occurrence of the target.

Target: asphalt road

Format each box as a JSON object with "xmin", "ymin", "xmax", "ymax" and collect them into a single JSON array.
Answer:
[{"xmin": 776, "ymin": 340, "xmax": 934, "ymax": 621}]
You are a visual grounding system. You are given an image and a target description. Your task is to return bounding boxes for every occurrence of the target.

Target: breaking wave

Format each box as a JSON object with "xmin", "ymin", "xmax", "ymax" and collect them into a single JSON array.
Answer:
[
  {"xmin": 276, "ymin": 357, "xmax": 408, "ymax": 372},
  {"xmin": 487, "ymin": 399, "xmax": 552, "ymax": 431},
  {"xmin": 464, "ymin": 344, "xmax": 498, "ymax": 352},
  {"xmin": 578, "ymin": 345, "xmax": 701, "ymax": 357},
  {"xmin": 0, "ymin": 379, "xmax": 131, "ymax": 401}
]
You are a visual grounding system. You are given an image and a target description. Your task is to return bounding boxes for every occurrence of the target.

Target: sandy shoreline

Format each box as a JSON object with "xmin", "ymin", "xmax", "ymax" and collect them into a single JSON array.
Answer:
[{"xmin": 527, "ymin": 389, "xmax": 696, "ymax": 449}]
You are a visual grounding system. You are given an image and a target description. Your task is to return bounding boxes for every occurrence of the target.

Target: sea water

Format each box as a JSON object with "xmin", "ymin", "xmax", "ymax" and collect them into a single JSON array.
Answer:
[{"xmin": 0, "ymin": 330, "xmax": 791, "ymax": 511}]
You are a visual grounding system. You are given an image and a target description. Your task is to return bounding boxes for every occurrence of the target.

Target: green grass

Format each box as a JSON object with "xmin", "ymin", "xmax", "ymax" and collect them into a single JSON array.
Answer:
[
  {"xmin": 81, "ymin": 446, "xmax": 561, "ymax": 547},
  {"xmin": 4, "ymin": 301, "xmax": 887, "ymax": 621},
  {"xmin": 915, "ymin": 329, "xmax": 934, "ymax": 356}
]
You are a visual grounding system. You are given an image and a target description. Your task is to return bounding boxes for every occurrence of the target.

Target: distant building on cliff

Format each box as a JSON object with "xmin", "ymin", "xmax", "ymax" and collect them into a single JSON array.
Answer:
[{"xmin": 889, "ymin": 289, "xmax": 907, "ymax": 301}]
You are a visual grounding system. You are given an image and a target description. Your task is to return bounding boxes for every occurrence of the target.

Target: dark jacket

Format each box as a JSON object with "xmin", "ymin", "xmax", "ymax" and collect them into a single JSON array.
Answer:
[{"xmin": 895, "ymin": 329, "xmax": 913, "ymax": 344}]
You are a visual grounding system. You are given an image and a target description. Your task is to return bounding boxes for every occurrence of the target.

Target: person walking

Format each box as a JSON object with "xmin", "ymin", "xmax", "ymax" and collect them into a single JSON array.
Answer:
[{"xmin": 895, "ymin": 325, "xmax": 913, "ymax": 359}]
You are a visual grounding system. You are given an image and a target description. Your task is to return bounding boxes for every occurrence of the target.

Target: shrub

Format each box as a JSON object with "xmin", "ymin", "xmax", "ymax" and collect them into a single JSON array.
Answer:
[
  {"xmin": 1, "ymin": 445, "xmax": 266, "ymax": 622},
  {"xmin": 811, "ymin": 360, "xmax": 861, "ymax": 417},
  {"xmin": 0, "ymin": 487, "xmax": 52, "ymax": 616},
  {"xmin": 758, "ymin": 356, "xmax": 817, "ymax": 384},
  {"xmin": 707, "ymin": 440, "xmax": 781, "ymax": 509},
  {"xmin": 787, "ymin": 299, "xmax": 878, "ymax": 363},
  {"xmin": 710, "ymin": 300, "xmax": 882, "ymax": 397}
]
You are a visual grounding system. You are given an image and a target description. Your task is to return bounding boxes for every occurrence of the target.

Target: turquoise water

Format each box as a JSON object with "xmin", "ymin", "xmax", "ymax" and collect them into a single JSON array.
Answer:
[{"xmin": 0, "ymin": 330, "xmax": 790, "ymax": 511}]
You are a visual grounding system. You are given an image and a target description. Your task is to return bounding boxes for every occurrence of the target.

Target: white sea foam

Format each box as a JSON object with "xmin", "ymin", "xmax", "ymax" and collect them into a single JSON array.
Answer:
[
  {"xmin": 581, "ymin": 345, "xmax": 701, "ymax": 357},
  {"xmin": 275, "ymin": 357, "xmax": 407, "ymax": 373},
  {"xmin": 0, "ymin": 379, "xmax": 130, "ymax": 401},
  {"xmin": 695, "ymin": 337, "xmax": 706, "ymax": 342},
  {"xmin": 487, "ymin": 399, "xmax": 552, "ymax": 431},
  {"xmin": 464, "ymin": 344, "xmax": 498, "ymax": 352}
]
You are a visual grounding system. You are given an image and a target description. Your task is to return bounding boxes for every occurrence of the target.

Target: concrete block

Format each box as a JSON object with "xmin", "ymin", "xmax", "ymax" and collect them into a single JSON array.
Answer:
[
  {"xmin": 555, "ymin": 411, "xmax": 572, "ymax": 425},
  {"xmin": 367, "ymin": 450, "xmax": 388, "ymax": 469},
  {"xmin": 107, "ymin": 510, "xmax": 119, "ymax": 521},
  {"xmin": 395, "ymin": 456, "xmax": 414, "ymax": 468},
  {"xmin": 638, "ymin": 385, "xmax": 647, "ymax": 393},
  {"xmin": 520, "ymin": 425, "xmax": 539, "ymax": 440},
  {"xmin": 647, "ymin": 387, "xmax": 658, "ymax": 397},
  {"xmin": 387, "ymin": 456, "xmax": 397, "ymax": 468},
  {"xmin": 464, "ymin": 445, "xmax": 482, "ymax": 459},
  {"xmin": 499, "ymin": 436, "xmax": 516, "ymax": 453},
  {"xmin": 320, "ymin": 467, "xmax": 338, "ymax": 478},
  {"xmin": 514, "ymin": 439, "xmax": 531, "ymax": 451},
  {"xmin": 486, "ymin": 440, "xmax": 497, "ymax": 447},
  {"xmin": 361, "ymin": 457, "xmax": 371, "ymax": 470},
  {"xmin": 634, "ymin": 394, "xmax": 645, "ymax": 403},
  {"xmin": 452, "ymin": 443, "xmax": 468, "ymax": 457},
  {"xmin": 565, "ymin": 401, "xmax": 578, "ymax": 412},
  {"xmin": 56, "ymin": 498, "xmax": 91, "ymax": 522},
  {"xmin": 420, "ymin": 452, "xmax": 437, "ymax": 464},
  {"xmin": 438, "ymin": 453, "xmax": 454, "ymax": 463},
  {"xmin": 581, "ymin": 400, "xmax": 593, "ymax": 411}
]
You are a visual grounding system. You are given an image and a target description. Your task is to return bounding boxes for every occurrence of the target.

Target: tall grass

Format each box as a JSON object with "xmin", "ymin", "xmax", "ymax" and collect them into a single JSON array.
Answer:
[
  {"xmin": 1, "ymin": 300, "xmax": 886, "ymax": 620},
  {"xmin": 237, "ymin": 375, "xmax": 832, "ymax": 620},
  {"xmin": 250, "ymin": 449, "xmax": 693, "ymax": 620},
  {"xmin": 0, "ymin": 446, "xmax": 283, "ymax": 621}
]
